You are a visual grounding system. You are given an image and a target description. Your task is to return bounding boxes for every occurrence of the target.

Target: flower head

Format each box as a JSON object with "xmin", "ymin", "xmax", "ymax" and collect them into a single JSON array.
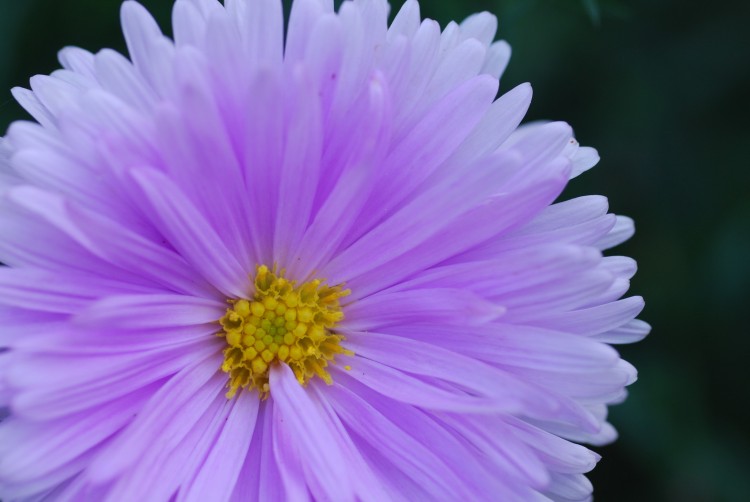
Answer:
[{"xmin": 0, "ymin": 0, "xmax": 648, "ymax": 500}]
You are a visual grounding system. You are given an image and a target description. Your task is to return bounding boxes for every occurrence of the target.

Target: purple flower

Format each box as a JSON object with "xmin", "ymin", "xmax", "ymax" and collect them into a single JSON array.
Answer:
[{"xmin": 0, "ymin": 0, "xmax": 648, "ymax": 500}]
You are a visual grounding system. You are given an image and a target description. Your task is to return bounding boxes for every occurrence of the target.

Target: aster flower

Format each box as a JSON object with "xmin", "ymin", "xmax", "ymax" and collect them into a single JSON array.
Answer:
[{"xmin": 0, "ymin": 0, "xmax": 649, "ymax": 500}]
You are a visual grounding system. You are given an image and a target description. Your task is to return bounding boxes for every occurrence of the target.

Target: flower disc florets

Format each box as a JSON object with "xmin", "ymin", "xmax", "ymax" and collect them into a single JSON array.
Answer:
[{"xmin": 219, "ymin": 265, "xmax": 352, "ymax": 398}]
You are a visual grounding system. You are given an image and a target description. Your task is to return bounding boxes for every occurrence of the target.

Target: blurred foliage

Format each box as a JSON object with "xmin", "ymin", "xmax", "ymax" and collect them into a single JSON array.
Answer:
[{"xmin": 1, "ymin": 0, "xmax": 749, "ymax": 500}]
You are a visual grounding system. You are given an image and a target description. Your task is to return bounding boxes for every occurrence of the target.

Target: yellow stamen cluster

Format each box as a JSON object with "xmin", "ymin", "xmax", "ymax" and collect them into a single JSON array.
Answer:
[{"xmin": 218, "ymin": 265, "xmax": 352, "ymax": 399}]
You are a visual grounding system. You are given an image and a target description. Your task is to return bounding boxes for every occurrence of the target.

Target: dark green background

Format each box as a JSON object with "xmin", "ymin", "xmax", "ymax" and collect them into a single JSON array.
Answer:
[{"xmin": 1, "ymin": 0, "xmax": 748, "ymax": 500}]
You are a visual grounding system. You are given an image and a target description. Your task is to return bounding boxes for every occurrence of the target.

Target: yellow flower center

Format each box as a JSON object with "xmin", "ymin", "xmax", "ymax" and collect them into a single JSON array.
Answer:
[{"xmin": 218, "ymin": 265, "xmax": 352, "ymax": 399}]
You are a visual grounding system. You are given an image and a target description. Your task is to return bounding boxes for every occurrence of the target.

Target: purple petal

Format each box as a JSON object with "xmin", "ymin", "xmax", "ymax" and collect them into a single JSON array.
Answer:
[
  {"xmin": 269, "ymin": 364, "xmax": 355, "ymax": 501},
  {"xmin": 180, "ymin": 392, "xmax": 259, "ymax": 502}
]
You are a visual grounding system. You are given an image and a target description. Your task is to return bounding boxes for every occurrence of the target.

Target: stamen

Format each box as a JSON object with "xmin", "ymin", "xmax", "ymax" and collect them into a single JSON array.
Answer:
[{"xmin": 217, "ymin": 265, "xmax": 352, "ymax": 399}]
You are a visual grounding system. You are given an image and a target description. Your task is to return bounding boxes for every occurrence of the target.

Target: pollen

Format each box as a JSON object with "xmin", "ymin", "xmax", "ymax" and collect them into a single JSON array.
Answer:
[{"xmin": 218, "ymin": 265, "xmax": 352, "ymax": 399}]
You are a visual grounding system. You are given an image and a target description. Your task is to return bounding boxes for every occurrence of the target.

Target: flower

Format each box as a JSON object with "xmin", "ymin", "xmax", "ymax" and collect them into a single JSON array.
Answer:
[{"xmin": 0, "ymin": 0, "xmax": 649, "ymax": 500}]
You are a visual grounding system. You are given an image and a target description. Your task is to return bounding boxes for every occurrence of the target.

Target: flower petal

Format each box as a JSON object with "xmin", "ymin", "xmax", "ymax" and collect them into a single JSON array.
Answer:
[
  {"xmin": 180, "ymin": 391, "xmax": 259, "ymax": 502},
  {"xmin": 73, "ymin": 294, "xmax": 223, "ymax": 329},
  {"xmin": 88, "ymin": 356, "xmax": 224, "ymax": 483},
  {"xmin": 269, "ymin": 364, "xmax": 355, "ymax": 501},
  {"xmin": 345, "ymin": 332, "xmax": 556, "ymax": 414},
  {"xmin": 129, "ymin": 167, "xmax": 249, "ymax": 298},
  {"xmin": 325, "ymin": 382, "xmax": 472, "ymax": 500},
  {"xmin": 336, "ymin": 357, "xmax": 520, "ymax": 413}
]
